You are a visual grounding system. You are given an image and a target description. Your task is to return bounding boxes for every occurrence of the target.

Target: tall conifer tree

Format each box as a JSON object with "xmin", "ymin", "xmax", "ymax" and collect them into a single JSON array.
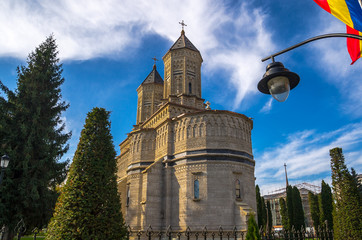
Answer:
[
  {"xmin": 330, "ymin": 147, "xmax": 361, "ymax": 240},
  {"xmin": 255, "ymin": 185, "xmax": 264, "ymax": 229},
  {"xmin": 308, "ymin": 191, "xmax": 320, "ymax": 229},
  {"xmin": 319, "ymin": 180, "xmax": 333, "ymax": 230},
  {"xmin": 286, "ymin": 185, "xmax": 294, "ymax": 231},
  {"xmin": 261, "ymin": 197, "xmax": 267, "ymax": 230},
  {"xmin": 266, "ymin": 200, "xmax": 272, "ymax": 232},
  {"xmin": 279, "ymin": 198, "xmax": 288, "ymax": 230},
  {"xmin": 46, "ymin": 108, "xmax": 127, "ymax": 240},
  {"xmin": 291, "ymin": 186, "xmax": 305, "ymax": 231},
  {"xmin": 0, "ymin": 36, "xmax": 70, "ymax": 239}
]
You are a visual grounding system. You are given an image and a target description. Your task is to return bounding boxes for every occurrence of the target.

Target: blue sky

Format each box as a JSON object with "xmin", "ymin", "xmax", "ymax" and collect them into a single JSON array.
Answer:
[{"xmin": 0, "ymin": 0, "xmax": 361, "ymax": 195}]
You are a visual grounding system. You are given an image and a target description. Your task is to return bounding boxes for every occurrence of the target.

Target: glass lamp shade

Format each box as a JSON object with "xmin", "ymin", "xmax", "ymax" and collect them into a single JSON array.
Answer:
[
  {"xmin": 267, "ymin": 76, "xmax": 290, "ymax": 102},
  {"xmin": 1, "ymin": 155, "xmax": 10, "ymax": 168},
  {"xmin": 257, "ymin": 61, "xmax": 300, "ymax": 102}
]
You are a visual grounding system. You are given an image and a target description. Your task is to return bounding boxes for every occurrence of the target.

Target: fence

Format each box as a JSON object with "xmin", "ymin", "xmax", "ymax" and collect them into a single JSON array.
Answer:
[
  {"xmin": 2, "ymin": 223, "xmax": 335, "ymax": 240},
  {"xmin": 127, "ymin": 226, "xmax": 245, "ymax": 240},
  {"xmin": 127, "ymin": 226, "xmax": 334, "ymax": 240},
  {"xmin": 259, "ymin": 226, "xmax": 334, "ymax": 240}
]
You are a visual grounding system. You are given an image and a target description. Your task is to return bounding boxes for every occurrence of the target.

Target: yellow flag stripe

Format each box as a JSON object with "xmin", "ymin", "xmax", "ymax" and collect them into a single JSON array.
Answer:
[{"xmin": 328, "ymin": 0, "xmax": 354, "ymax": 27}]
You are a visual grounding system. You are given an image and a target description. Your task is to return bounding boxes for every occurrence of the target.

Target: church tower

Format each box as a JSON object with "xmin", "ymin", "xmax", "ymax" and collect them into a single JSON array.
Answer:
[
  {"xmin": 136, "ymin": 64, "xmax": 164, "ymax": 124},
  {"xmin": 162, "ymin": 29, "xmax": 204, "ymax": 109},
  {"xmin": 117, "ymin": 24, "xmax": 256, "ymax": 233}
]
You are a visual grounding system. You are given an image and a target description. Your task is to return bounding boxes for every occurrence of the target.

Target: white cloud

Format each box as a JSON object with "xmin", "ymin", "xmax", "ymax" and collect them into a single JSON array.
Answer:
[
  {"xmin": 0, "ymin": 0, "xmax": 274, "ymax": 108},
  {"xmin": 255, "ymin": 123, "xmax": 362, "ymax": 194},
  {"xmin": 309, "ymin": 12, "xmax": 362, "ymax": 117},
  {"xmin": 260, "ymin": 98, "xmax": 273, "ymax": 113}
]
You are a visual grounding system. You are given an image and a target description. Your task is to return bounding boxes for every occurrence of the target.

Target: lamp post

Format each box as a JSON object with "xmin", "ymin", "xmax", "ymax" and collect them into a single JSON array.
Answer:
[
  {"xmin": 258, "ymin": 33, "xmax": 362, "ymax": 102},
  {"xmin": 0, "ymin": 154, "xmax": 10, "ymax": 185}
]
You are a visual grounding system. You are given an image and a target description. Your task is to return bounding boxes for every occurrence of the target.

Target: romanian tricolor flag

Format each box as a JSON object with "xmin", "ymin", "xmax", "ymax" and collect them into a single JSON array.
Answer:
[{"xmin": 313, "ymin": 0, "xmax": 362, "ymax": 64}]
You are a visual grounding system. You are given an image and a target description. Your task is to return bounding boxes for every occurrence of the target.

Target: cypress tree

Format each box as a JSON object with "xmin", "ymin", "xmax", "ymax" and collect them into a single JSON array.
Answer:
[
  {"xmin": 292, "ymin": 186, "xmax": 305, "ymax": 231},
  {"xmin": 330, "ymin": 147, "xmax": 362, "ymax": 240},
  {"xmin": 46, "ymin": 108, "xmax": 127, "ymax": 240},
  {"xmin": 351, "ymin": 168, "xmax": 362, "ymax": 200},
  {"xmin": 246, "ymin": 214, "xmax": 261, "ymax": 240},
  {"xmin": 261, "ymin": 197, "xmax": 267, "ymax": 230},
  {"xmin": 308, "ymin": 191, "xmax": 320, "ymax": 229},
  {"xmin": 255, "ymin": 185, "xmax": 264, "ymax": 229},
  {"xmin": 319, "ymin": 180, "xmax": 333, "ymax": 230},
  {"xmin": 286, "ymin": 185, "xmax": 294, "ymax": 230},
  {"xmin": 0, "ymin": 36, "xmax": 70, "ymax": 239},
  {"xmin": 279, "ymin": 197, "xmax": 288, "ymax": 230},
  {"xmin": 266, "ymin": 200, "xmax": 272, "ymax": 232}
]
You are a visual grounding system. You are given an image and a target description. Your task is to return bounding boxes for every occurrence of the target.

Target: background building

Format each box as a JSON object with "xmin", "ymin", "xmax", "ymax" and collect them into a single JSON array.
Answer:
[
  {"xmin": 263, "ymin": 183, "xmax": 321, "ymax": 229},
  {"xmin": 116, "ymin": 29, "xmax": 256, "ymax": 231}
]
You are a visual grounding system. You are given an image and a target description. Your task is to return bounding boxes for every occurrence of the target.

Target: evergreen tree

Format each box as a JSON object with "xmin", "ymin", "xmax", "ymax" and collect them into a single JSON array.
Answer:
[
  {"xmin": 351, "ymin": 168, "xmax": 362, "ymax": 200},
  {"xmin": 279, "ymin": 197, "xmax": 288, "ymax": 230},
  {"xmin": 246, "ymin": 215, "xmax": 261, "ymax": 240},
  {"xmin": 308, "ymin": 191, "xmax": 320, "ymax": 229},
  {"xmin": 261, "ymin": 197, "xmax": 267, "ymax": 230},
  {"xmin": 46, "ymin": 108, "xmax": 127, "ymax": 240},
  {"xmin": 266, "ymin": 200, "xmax": 272, "ymax": 232},
  {"xmin": 286, "ymin": 185, "xmax": 294, "ymax": 231},
  {"xmin": 319, "ymin": 180, "xmax": 333, "ymax": 230},
  {"xmin": 292, "ymin": 186, "xmax": 305, "ymax": 231},
  {"xmin": 330, "ymin": 147, "xmax": 362, "ymax": 240},
  {"xmin": 0, "ymin": 36, "xmax": 70, "ymax": 239},
  {"xmin": 255, "ymin": 185, "xmax": 264, "ymax": 229}
]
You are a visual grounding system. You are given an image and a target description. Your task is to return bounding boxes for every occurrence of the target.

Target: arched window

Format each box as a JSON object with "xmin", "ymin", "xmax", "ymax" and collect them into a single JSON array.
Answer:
[
  {"xmin": 189, "ymin": 82, "xmax": 192, "ymax": 94},
  {"xmin": 126, "ymin": 185, "xmax": 131, "ymax": 206},
  {"xmin": 236, "ymin": 179, "xmax": 241, "ymax": 199},
  {"xmin": 194, "ymin": 179, "xmax": 199, "ymax": 199}
]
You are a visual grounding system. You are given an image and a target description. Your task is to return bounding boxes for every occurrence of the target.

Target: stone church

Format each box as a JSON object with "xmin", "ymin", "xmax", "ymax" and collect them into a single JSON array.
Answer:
[{"xmin": 116, "ymin": 29, "xmax": 256, "ymax": 231}]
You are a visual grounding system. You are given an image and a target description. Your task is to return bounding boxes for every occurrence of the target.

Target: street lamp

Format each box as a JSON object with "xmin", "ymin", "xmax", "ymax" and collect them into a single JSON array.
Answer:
[
  {"xmin": 0, "ymin": 154, "xmax": 10, "ymax": 185},
  {"xmin": 258, "ymin": 33, "xmax": 362, "ymax": 102}
]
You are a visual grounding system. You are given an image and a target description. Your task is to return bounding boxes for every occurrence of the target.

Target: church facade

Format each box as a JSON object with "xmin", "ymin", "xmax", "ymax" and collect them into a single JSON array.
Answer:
[{"xmin": 116, "ymin": 29, "xmax": 256, "ymax": 231}]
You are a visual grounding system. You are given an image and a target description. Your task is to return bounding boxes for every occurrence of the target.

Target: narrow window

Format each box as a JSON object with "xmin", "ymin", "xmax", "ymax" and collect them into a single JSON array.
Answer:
[
  {"xmin": 189, "ymin": 82, "xmax": 192, "ymax": 94},
  {"xmin": 194, "ymin": 179, "xmax": 199, "ymax": 199},
  {"xmin": 236, "ymin": 179, "xmax": 241, "ymax": 199},
  {"xmin": 126, "ymin": 186, "xmax": 130, "ymax": 206}
]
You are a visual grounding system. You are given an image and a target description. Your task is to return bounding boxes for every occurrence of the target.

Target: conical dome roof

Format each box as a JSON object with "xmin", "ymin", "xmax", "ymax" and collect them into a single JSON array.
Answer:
[
  {"xmin": 141, "ymin": 64, "xmax": 164, "ymax": 85},
  {"xmin": 169, "ymin": 30, "xmax": 199, "ymax": 52}
]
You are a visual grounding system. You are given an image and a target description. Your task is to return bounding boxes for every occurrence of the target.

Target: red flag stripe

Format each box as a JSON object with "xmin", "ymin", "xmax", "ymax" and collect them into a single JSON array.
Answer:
[
  {"xmin": 313, "ymin": 0, "xmax": 331, "ymax": 13},
  {"xmin": 346, "ymin": 25, "xmax": 362, "ymax": 64}
]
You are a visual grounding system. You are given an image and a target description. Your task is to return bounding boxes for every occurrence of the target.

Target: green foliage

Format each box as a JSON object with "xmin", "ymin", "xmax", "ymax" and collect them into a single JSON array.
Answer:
[
  {"xmin": 266, "ymin": 200, "xmax": 272, "ymax": 232},
  {"xmin": 319, "ymin": 180, "xmax": 333, "ymax": 230},
  {"xmin": 286, "ymin": 185, "xmax": 294, "ymax": 231},
  {"xmin": 291, "ymin": 186, "xmax": 305, "ymax": 231},
  {"xmin": 261, "ymin": 197, "xmax": 267, "ymax": 230},
  {"xmin": 308, "ymin": 191, "xmax": 320, "ymax": 228},
  {"xmin": 255, "ymin": 185, "xmax": 264, "ymax": 229},
  {"xmin": 0, "ymin": 35, "xmax": 70, "ymax": 237},
  {"xmin": 351, "ymin": 168, "xmax": 362, "ymax": 200},
  {"xmin": 279, "ymin": 197, "xmax": 288, "ymax": 229},
  {"xmin": 246, "ymin": 215, "xmax": 261, "ymax": 240},
  {"xmin": 330, "ymin": 147, "xmax": 362, "ymax": 240},
  {"xmin": 46, "ymin": 108, "xmax": 127, "ymax": 240},
  {"xmin": 283, "ymin": 185, "xmax": 305, "ymax": 231}
]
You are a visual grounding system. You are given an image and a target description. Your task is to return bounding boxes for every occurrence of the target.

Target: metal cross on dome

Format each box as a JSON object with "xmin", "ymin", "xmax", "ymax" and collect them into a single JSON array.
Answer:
[
  {"xmin": 152, "ymin": 57, "xmax": 159, "ymax": 65},
  {"xmin": 179, "ymin": 20, "xmax": 187, "ymax": 31}
]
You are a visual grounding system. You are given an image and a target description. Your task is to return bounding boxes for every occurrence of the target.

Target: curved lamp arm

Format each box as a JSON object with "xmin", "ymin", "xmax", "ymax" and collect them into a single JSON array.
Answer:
[{"xmin": 262, "ymin": 33, "xmax": 362, "ymax": 62}]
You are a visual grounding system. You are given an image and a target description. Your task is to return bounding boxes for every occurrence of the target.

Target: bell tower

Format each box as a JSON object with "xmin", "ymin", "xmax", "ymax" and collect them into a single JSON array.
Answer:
[
  {"xmin": 162, "ymin": 22, "xmax": 204, "ymax": 109},
  {"xmin": 136, "ymin": 63, "xmax": 164, "ymax": 124}
]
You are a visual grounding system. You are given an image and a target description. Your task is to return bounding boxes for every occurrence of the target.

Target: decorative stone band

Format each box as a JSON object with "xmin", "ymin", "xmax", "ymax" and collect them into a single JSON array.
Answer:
[
  {"xmin": 169, "ymin": 148, "xmax": 254, "ymax": 167},
  {"xmin": 126, "ymin": 148, "xmax": 254, "ymax": 174}
]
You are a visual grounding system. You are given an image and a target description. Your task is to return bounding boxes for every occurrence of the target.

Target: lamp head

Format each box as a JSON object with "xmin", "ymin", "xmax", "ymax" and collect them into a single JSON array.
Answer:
[
  {"xmin": 258, "ymin": 62, "xmax": 300, "ymax": 102},
  {"xmin": 1, "ymin": 154, "xmax": 10, "ymax": 168}
]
